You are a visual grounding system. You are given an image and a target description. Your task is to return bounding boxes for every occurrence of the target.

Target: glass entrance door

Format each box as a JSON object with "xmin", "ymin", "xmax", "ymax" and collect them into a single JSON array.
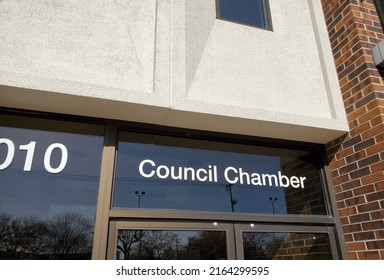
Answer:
[
  {"xmin": 234, "ymin": 223, "xmax": 338, "ymax": 260},
  {"xmin": 107, "ymin": 221, "xmax": 236, "ymax": 260},
  {"xmin": 107, "ymin": 221, "xmax": 338, "ymax": 260}
]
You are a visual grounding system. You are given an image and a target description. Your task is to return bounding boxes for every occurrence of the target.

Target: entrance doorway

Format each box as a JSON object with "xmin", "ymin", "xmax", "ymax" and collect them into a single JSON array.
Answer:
[
  {"xmin": 107, "ymin": 220, "xmax": 338, "ymax": 260},
  {"xmin": 93, "ymin": 125, "xmax": 346, "ymax": 260}
]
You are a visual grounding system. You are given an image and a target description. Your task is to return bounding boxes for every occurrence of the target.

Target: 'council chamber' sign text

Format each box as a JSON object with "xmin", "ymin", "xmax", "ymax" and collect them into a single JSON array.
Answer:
[{"xmin": 138, "ymin": 159, "xmax": 306, "ymax": 189}]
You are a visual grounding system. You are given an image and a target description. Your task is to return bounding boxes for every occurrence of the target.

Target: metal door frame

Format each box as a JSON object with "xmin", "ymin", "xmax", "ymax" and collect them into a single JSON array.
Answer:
[
  {"xmin": 107, "ymin": 220, "xmax": 340, "ymax": 260},
  {"xmin": 235, "ymin": 223, "xmax": 340, "ymax": 259},
  {"xmin": 107, "ymin": 220, "xmax": 236, "ymax": 260}
]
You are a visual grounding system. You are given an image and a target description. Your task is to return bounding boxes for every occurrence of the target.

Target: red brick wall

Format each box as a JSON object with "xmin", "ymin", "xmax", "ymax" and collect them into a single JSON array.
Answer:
[{"xmin": 322, "ymin": 0, "xmax": 384, "ymax": 259}]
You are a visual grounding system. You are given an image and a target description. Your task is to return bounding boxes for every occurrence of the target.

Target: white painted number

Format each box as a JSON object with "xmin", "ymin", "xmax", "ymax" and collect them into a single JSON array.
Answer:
[
  {"xmin": 19, "ymin": 141, "xmax": 36, "ymax": 171},
  {"xmin": 0, "ymin": 138, "xmax": 15, "ymax": 170},
  {"xmin": 44, "ymin": 143, "xmax": 68, "ymax": 174},
  {"xmin": 0, "ymin": 138, "xmax": 68, "ymax": 173}
]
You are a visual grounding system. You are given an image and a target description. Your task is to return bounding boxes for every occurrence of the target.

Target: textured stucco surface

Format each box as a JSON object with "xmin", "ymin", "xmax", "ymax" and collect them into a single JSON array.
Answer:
[
  {"xmin": 185, "ymin": 1, "xmax": 330, "ymax": 118},
  {"xmin": 0, "ymin": 0, "xmax": 348, "ymax": 143},
  {"xmin": 0, "ymin": 0, "xmax": 156, "ymax": 91}
]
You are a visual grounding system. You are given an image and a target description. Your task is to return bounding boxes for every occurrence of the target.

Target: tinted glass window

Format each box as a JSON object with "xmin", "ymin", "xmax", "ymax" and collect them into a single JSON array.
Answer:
[
  {"xmin": 0, "ymin": 116, "xmax": 103, "ymax": 259},
  {"xmin": 243, "ymin": 232, "xmax": 332, "ymax": 260},
  {"xmin": 117, "ymin": 229, "xmax": 227, "ymax": 260},
  {"xmin": 113, "ymin": 132, "xmax": 327, "ymax": 215},
  {"xmin": 217, "ymin": 0, "xmax": 269, "ymax": 29}
]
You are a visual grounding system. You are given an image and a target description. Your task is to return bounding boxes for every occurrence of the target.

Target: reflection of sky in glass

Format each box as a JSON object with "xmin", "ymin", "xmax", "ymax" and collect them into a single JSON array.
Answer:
[
  {"xmin": 0, "ymin": 126, "xmax": 103, "ymax": 220},
  {"xmin": 114, "ymin": 141, "xmax": 289, "ymax": 214}
]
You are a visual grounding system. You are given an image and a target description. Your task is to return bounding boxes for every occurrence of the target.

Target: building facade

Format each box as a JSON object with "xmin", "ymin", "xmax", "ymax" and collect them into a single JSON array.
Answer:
[{"xmin": 0, "ymin": 0, "xmax": 382, "ymax": 259}]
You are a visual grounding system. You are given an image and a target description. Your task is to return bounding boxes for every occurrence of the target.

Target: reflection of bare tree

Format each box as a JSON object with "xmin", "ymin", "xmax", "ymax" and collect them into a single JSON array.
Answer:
[
  {"xmin": 0, "ymin": 213, "xmax": 12, "ymax": 252},
  {"xmin": 0, "ymin": 212, "xmax": 93, "ymax": 259},
  {"xmin": 116, "ymin": 230, "xmax": 227, "ymax": 260},
  {"xmin": 117, "ymin": 230, "xmax": 179, "ymax": 260},
  {"xmin": 117, "ymin": 230, "xmax": 146, "ymax": 260},
  {"xmin": 183, "ymin": 231, "xmax": 226, "ymax": 260},
  {"xmin": 243, "ymin": 232, "xmax": 288, "ymax": 260},
  {"xmin": 142, "ymin": 231, "xmax": 178, "ymax": 260},
  {"xmin": 117, "ymin": 230, "xmax": 180, "ymax": 260},
  {"xmin": 243, "ymin": 232, "xmax": 270, "ymax": 259},
  {"xmin": 13, "ymin": 217, "xmax": 47, "ymax": 258},
  {"xmin": 44, "ymin": 213, "xmax": 93, "ymax": 259},
  {"xmin": 0, "ymin": 214, "xmax": 47, "ymax": 259}
]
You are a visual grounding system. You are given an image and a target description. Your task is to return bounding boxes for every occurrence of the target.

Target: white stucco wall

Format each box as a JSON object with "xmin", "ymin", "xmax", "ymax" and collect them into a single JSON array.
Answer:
[{"xmin": 0, "ymin": 0, "xmax": 348, "ymax": 143}]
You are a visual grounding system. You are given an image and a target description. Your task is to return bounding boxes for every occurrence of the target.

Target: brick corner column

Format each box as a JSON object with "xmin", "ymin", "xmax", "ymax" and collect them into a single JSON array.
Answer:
[{"xmin": 322, "ymin": 0, "xmax": 384, "ymax": 260}]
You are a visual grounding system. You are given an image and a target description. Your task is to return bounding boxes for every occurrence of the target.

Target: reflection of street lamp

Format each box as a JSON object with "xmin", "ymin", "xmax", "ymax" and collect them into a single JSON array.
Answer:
[
  {"xmin": 134, "ymin": 191, "xmax": 146, "ymax": 259},
  {"xmin": 135, "ymin": 191, "xmax": 146, "ymax": 208},
  {"xmin": 269, "ymin": 197, "xmax": 278, "ymax": 214},
  {"xmin": 226, "ymin": 183, "xmax": 238, "ymax": 212}
]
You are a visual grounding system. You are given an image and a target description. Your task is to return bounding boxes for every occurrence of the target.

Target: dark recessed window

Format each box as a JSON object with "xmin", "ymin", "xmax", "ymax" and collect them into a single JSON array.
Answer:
[{"xmin": 216, "ymin": 0, "xmax": 271, "ymax": 30}]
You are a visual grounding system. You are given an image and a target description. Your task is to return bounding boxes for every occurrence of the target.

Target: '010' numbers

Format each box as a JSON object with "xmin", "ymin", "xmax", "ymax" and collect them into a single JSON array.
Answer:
[{"xmin": 0, "ymin": 138, "xmax": 68, "ymax": 174}]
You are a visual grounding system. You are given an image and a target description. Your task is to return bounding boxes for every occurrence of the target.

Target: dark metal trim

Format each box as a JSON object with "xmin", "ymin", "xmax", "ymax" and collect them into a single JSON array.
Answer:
[
  {"xmin": 322, "ymin": 164, "xmax": 348, "ymax": 259},
  {"xmin": 109, "ymin": 209, "xmax": 335, "ymax": 225},
  {"xmin": 373, "ymin": 0, "xmax": 384, "ymax": 32},
  {"xmin": 320, "ymin": 147, "xmax": 348, "ymax": 259}
]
